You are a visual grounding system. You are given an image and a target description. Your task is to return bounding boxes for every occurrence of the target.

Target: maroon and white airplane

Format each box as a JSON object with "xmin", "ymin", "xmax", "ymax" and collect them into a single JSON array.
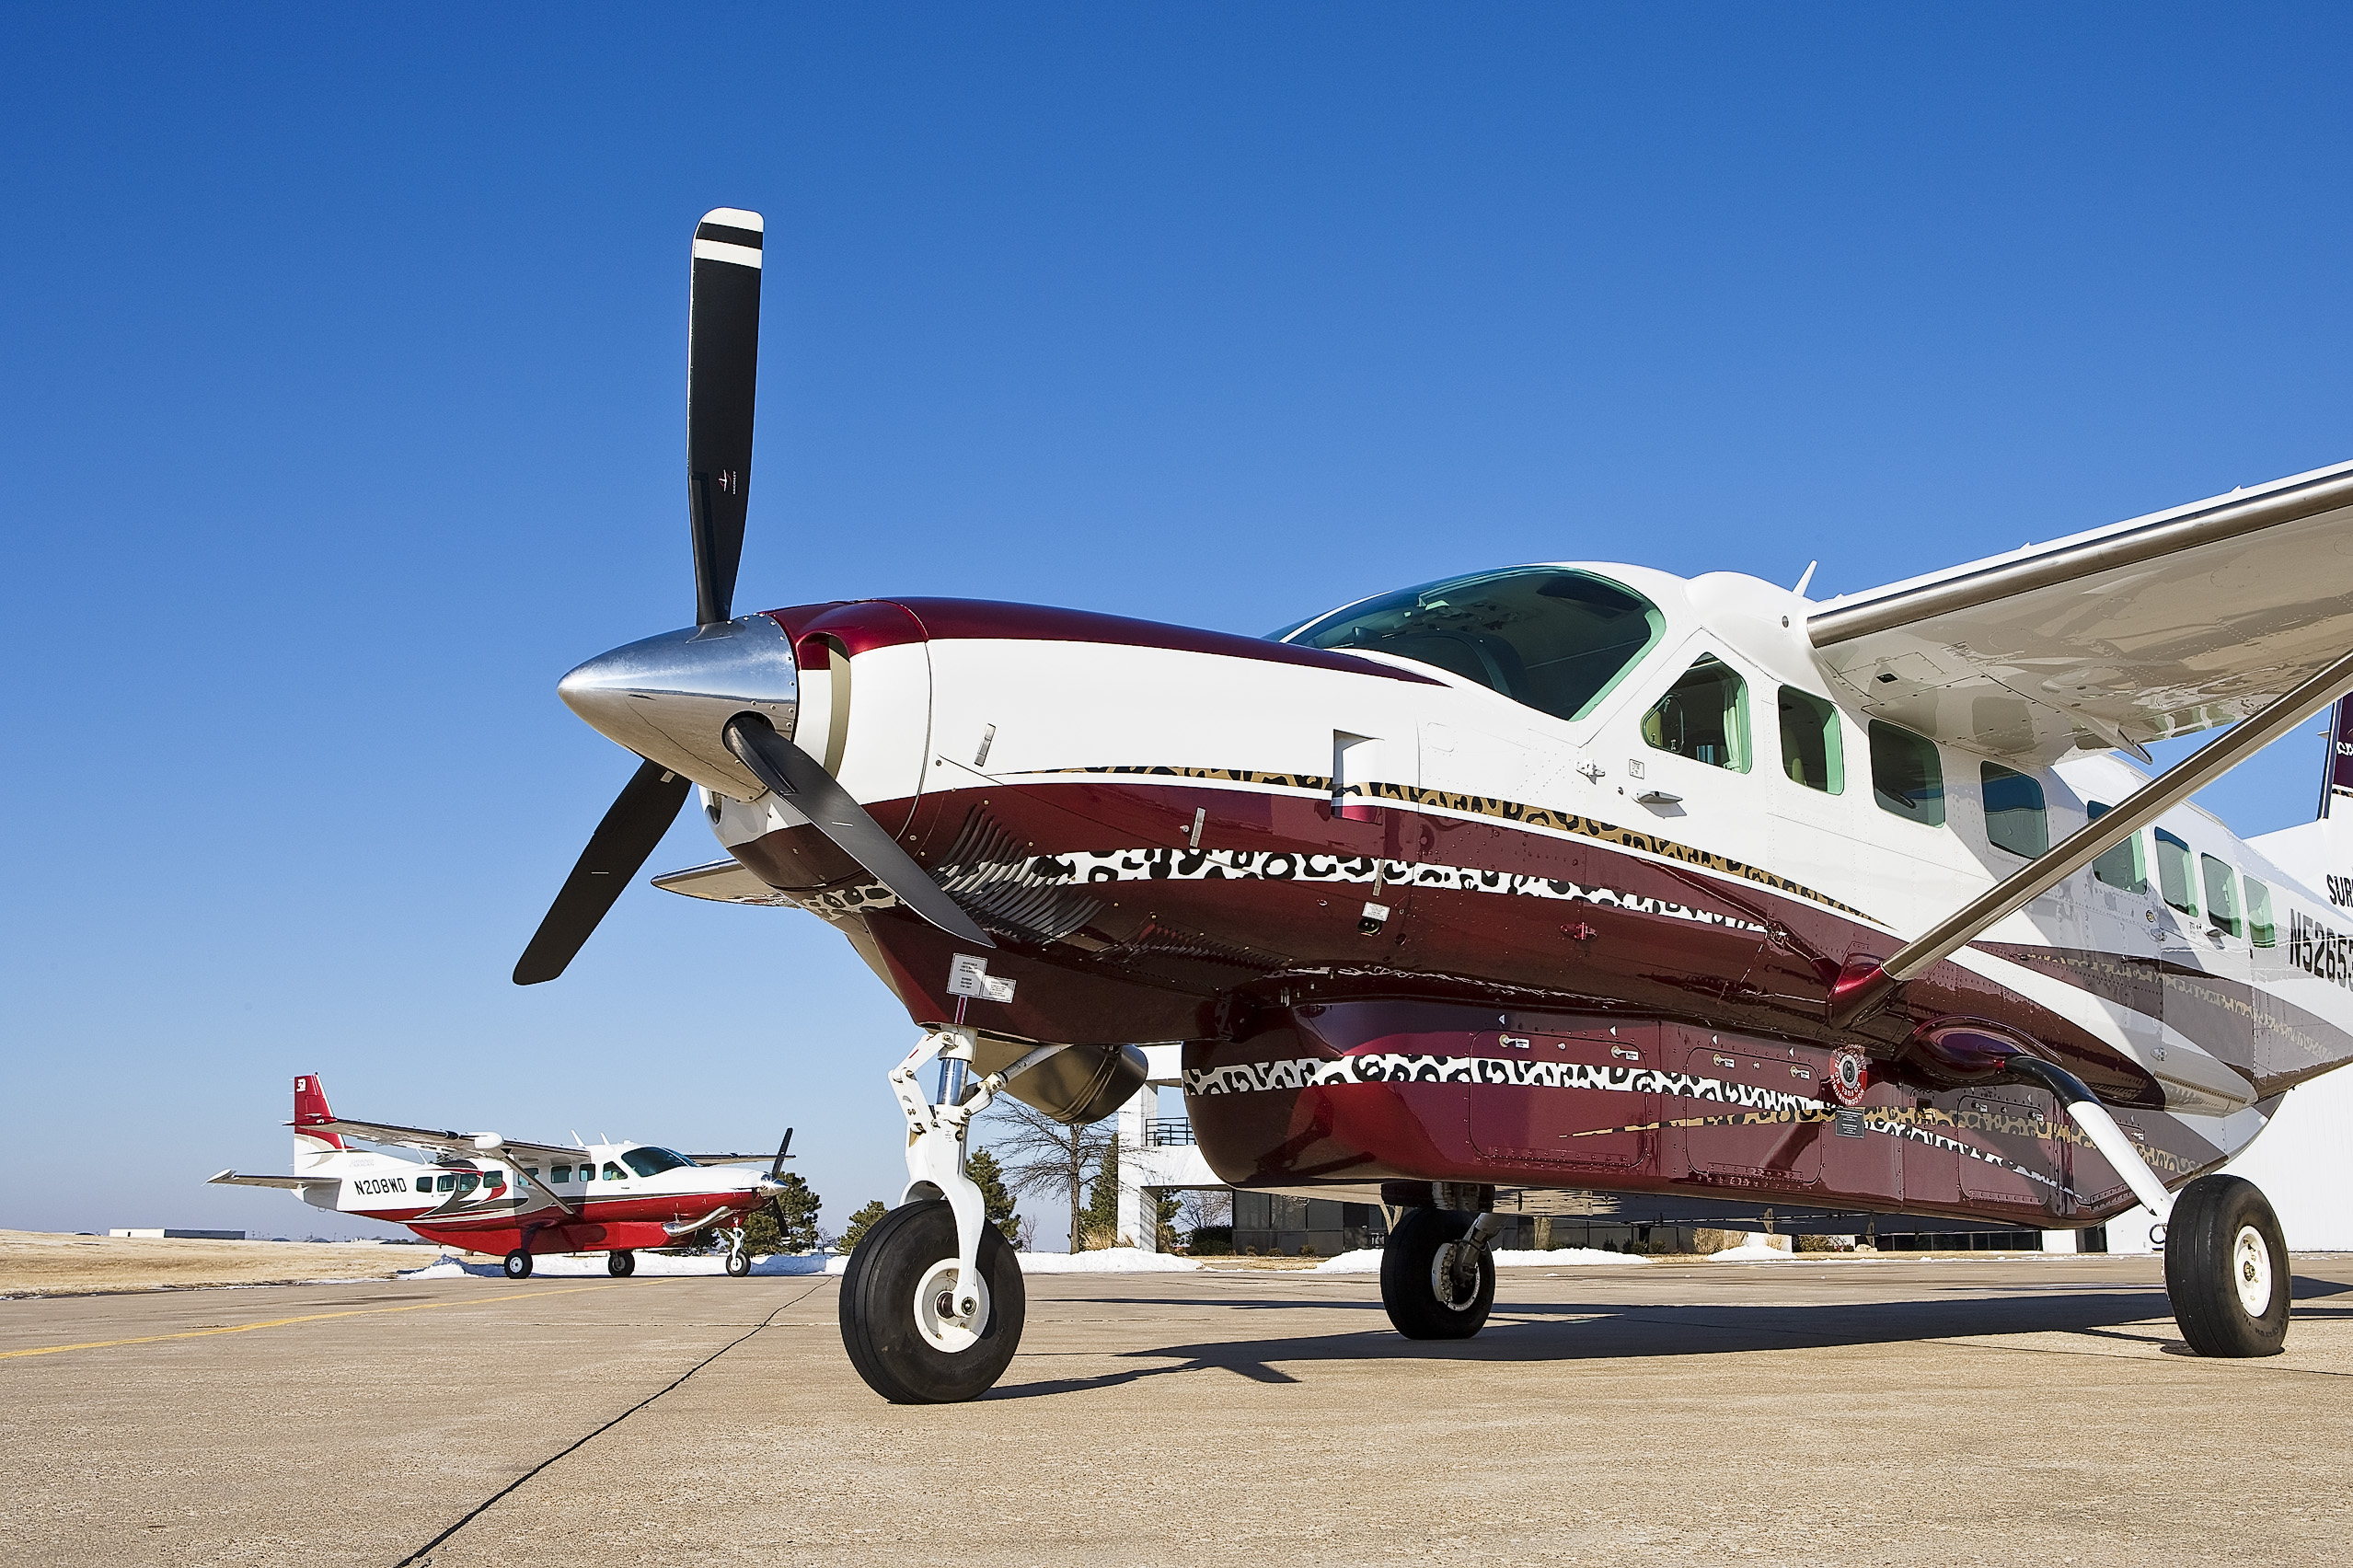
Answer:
[
  {"xmin": 516, "ymin": 205, "xmax": 2353, "ymax": 1401},
  {"xmin": 209, "ymin": 1075, "xmax": 792, "ymax": 1278}
]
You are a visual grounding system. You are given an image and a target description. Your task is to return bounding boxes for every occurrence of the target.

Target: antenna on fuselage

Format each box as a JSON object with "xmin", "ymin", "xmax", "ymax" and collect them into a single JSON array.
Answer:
[{"xmin": 1792, "ymin": 560, "xmax": 1818, "ymax": 597}]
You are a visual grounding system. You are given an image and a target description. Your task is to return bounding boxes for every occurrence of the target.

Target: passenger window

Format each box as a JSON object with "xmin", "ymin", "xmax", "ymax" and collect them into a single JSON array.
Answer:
[
  {"xmin": 436, "ymin": 1173, "xmax": 456, "ymax": 1193},
  {"xmin": 1867, "ymin": 721, "xmax": 1944, "ymax": 825},
  {"xmin": 2086, "ymin": 802, "xmax": 2147, "ymax": 893},
  {"xmin": 578, "ymin": 1164, "xmax": 594, "ymax": 1182},
  {"xmin": 1979, "ymin": 764, "xmax": 2048, "ymax": 858},
  {"xmin": 1642, "ymin": 656, "xmax": 1750, "ymax": 770},
  {"xmin": 2202, "ymin": 856, "xmax": 2243, "ymax": 939},
  {"xmin": 602, "ymin": 1162, "xmax": 625, "ymax": 1182},
  {"xmin": 2246, "ymin": 878, "xmax": 2278, "ymax": 947},
  {"xmin": 412, "ymin": 1176, "xmax": 429, "ymax": 1193},
  {"xmin": 1777, "ymin": 688, "xmax": 1842, "ymax": 792},
  {"xmin": 553, "ymin": 1164, "xmax": 572, "ymax": 1182},
  {"xmin": 2155, "ymin": 829, "xmax": 2197, "ymax": 915},
  {"xmin": 456, "ymin": 1174, "xmax": 479, "ymax": 1195}
]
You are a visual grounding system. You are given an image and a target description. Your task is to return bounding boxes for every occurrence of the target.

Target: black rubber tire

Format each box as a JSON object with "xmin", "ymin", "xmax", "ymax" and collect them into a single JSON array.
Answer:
[
  {"xmin": 837, "ymin": 1199, "xmax": 1025, "ymax": 1403},
  {"xmin": 607, "ymin": 1250, "xmax": 636, "ymax": 1278},
  {"xmin": 2164, "ymin": 1174, "xmax": 2290, "ymax": 1357},
  {"xmin": 1380, "ymin": 1206, "xmax": 1496, "ymax": 1340},
  {"xmin": 725, "ymin": 1249, "xmax": 752, "ymax": 1277},
  {"xmin": 502, "ymin": 1249, "xmax": 533, "ymax": 1280}
]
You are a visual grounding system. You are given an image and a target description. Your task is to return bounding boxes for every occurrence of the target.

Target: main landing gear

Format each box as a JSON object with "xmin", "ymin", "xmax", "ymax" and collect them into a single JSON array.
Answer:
[
  {"xmin": 1381, "ymin": 1201, "xmax": 1504, "ymax": 1339},
  {"xmin": 607, "ymin": 1250, "xmax": 636, "ymax": 1277},
  {"xmin": 837, "ymin": 1026, "xmax": 1065, "ymax": 1402},
  {"xmin": 2164, "ymin": 1175, "xmax": 2290, "ymax": 1357},
  {"xmin": 502, "ymin": 1249, "xmax": 533, "ymax": 1281}
]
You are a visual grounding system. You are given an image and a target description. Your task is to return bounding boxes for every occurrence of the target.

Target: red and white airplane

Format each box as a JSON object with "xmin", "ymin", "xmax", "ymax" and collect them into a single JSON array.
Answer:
[
  {"xmin": 209, "ymin": 1075, "xmax": 793, "ymax": 1278},
  {"xmin": 516, "ymin": 204, "xmax": 2353, "ymax": 1401}
]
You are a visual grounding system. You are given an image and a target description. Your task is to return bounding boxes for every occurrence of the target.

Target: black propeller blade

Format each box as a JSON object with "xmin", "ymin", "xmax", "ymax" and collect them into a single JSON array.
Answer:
[
  {"xmin": 723, "ymin": 715, "xmax": 997, "ymax": 948},
  {"xmin": 513, "ymin": 760, "xmax": 694, "ymax": 986},
  {"xmin": 687, "ymin": 208, "xmax": 763, "ymax": 627},
  {"xmin": 770, "ymin": 1128, "xmax": 794, "ymax": 1180}
]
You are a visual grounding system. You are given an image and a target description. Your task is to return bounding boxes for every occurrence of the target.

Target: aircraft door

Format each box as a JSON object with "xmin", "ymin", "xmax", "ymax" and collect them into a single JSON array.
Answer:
[{"xmin": 1666, "ymin": 1028, "xmax": 1824, "ymax": 1188}]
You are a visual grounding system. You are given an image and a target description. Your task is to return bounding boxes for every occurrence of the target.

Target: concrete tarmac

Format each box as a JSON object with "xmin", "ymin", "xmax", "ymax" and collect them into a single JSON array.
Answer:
[{"xmin": 6, "ymin": 1254, "xmax": 2352, "ymax": 1566}]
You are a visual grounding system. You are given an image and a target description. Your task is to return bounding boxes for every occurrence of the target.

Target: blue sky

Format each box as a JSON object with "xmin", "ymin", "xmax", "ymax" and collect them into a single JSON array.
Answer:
[{"xmin": 6, "ymin": 6, "xmax": 2352, "ymax": 1240}]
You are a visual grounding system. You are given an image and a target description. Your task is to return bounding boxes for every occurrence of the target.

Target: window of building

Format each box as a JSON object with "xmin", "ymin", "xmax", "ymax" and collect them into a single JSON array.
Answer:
[
  {"xmin": 1778, "ymin": 687, "xmax": 1842, "ymax": 792},
  {"xmin": 436, "ymin": 1173, "xmax": 456, "ymax": 1193},
  {"xmin": 2203, "ymin": 855, "xmax": 2243, "ymax": 939},
  {"xmin": 552, "ymin": 1164, "xmax": 572, "ymax": 1182},
  {"xmin": 621, "ymin": 1147, "xmax": 694, "ymax": 1179},
  {"xmin": 2155, "ymin": 828, "xmax": 2197, "ymax": 915},
  {"xmin": 602, "ymin": 1162, "xmax": 625, "ymax": 1182},
  {"xmin": 1283, "ymin": 568, "xmax": 1666, "ymax": 722},
  {"xmin": 1979, "ymin": 763, "xmax": 2048, "ymax": 858},
  {"xmin": 1642, "ymin": 655, "xmax": 1750, "ymax": 770},
  {"xmin": 2246, "ymin": 877, "xmax": 2278, "ymax": 948},
  {"xmin": 1868, "ymin": 721, "xmax": 1944, "ymax": 825},
  {"xmin": 2085, "ymin": 802, "xmax": 2146, "ymax": 893}
]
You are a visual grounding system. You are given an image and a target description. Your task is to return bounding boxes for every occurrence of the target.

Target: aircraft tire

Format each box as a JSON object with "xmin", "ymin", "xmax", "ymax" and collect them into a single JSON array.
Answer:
[
  {"xmin": 1380, "ymin": 1206, "xmax": 1495, "ymax": 1340},
  {"xmin": 2164, "ymin": 1174, "xmax": 2289, "ymax": 1357},
  {"xmin": 608, "ymin": 1250, "xmax": 636, "ymax": 1277},
  {"xmin": 725, "ymin": 1249, "xmax": 752, "ymax": 1277},
  {"xmin": 837, "ymin": 1198, "xmax": 1024, "ymax": 1403},
  {"xmin": 502, "ymin": 1249, "xmax": 533, "ymax": 1281}
]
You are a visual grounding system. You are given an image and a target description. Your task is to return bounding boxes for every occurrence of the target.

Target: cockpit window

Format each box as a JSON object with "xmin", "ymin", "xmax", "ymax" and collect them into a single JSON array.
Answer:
[
  {"xmin": 1280, "ymin": 569, "xmax": 1665, "ymax": 723},
  {"xmin": 621, "ymin": 1147, "xmax": 693, "ymax": 1178}
]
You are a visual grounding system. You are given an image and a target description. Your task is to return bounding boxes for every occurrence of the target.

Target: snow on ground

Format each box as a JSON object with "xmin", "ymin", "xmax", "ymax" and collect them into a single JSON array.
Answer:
[
  {"xmin": 398, "ymin": 1247, "xmax": 1200, "ymax": 1282},
  {"xmin": 1015, "ymin": 1248, "xmax": 1200, "ymax": 1274},
  {"xmin": 1707, "ymin": 1239, "xmax": 1799, "ymax": 1261},
  {"xmin": 1313, "ymin": 1246, "xmax": 1650, "ymax": 1273}
]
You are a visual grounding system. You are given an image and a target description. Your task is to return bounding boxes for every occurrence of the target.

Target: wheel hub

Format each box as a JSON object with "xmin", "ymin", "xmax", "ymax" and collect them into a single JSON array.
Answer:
[
  {"xmin": 2232, "ymin": 1224, "xmax": 2273, "ymax": 1317},
  {"xmin": 913, "ymin": 1258, "xmax": 990, "ymax": 1353}
]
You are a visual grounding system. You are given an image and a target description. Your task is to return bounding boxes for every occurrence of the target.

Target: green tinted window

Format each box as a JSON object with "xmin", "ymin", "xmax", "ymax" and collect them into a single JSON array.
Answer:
[
  {"xmin": 2086, "ymin": 802, "xmax": 2146, "ymax": 893},
  {"xmin": 1643, "ymin": 656, "xmax": 1750, "ymax": 770},
  {"xmin": 436, "ymin": 1173, "xmax": 456, "ymax": 1193},
  {"xmin": 2202, "ymin": 855, "xmax": 2243, "ymax": 939},
  {"xmin": 1979, "ymin": 764, "xmax": 2048, "ymax": 858},
  {"xmin": 621, "ymin": 1147, "xmax": 693, "ymax": 1178},
  {"xmin": 1290, "ymin": 569, "xmax": 1665, "ymax": 721},
  {"xmin": 1778, "ymin": 688, "xmax": 1842, "ymax": 792},
  {"xmin": 552, "ymin": 1164, "xmax": 572, "ymax": 1182},
  {"xmin": 1868, "ymin": 721, "xmax": 1944, "ymax": 825},
  {"xmin": 2155, "ymin": 829, "xmax": 2197, "ymax": 915},
  {"xmin": 2246, "ymin": 878, "xmax": 2277, "ymax": 947},
  {"xmin": 602, "ymin": 1163, "xmax": 625, "ymax": 1182}
]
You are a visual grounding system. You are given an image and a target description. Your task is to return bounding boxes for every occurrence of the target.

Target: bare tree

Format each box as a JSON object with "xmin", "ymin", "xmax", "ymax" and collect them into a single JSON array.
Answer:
[
  {"xmin": 980, "ymin": 1096, "xmax": 1114, "ymax": 1251},
  {"xmin": 1177, "ymin": 1185, "xmax": 1232, "ymax": 1238}
]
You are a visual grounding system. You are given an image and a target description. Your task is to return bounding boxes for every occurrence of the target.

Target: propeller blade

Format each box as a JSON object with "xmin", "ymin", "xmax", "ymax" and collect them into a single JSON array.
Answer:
[
  {"xmin": 722, "ymin": 715, "xmax": 997, "ymax": 949},
  {"xmin": 687, "ymin": 207, "xmax": 764, "ymax": 628},
  {"xmin": 513, "ymin": 760, "xmax": 695, "ymax": 985},
  {"xmin": 770, "ymin": 1128, "xmax": 794, "ymax": 1180}
]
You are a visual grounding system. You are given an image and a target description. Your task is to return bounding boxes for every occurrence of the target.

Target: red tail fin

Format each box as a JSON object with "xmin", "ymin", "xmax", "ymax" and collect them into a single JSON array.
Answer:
[{"xmin": 293, "ymin": 1074, "xmax": 344, "ymax": 1150}]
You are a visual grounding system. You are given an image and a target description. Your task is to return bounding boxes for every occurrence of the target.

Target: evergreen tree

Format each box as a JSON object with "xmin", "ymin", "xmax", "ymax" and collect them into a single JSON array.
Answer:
[
  {"xmin": 1081, "ymin": 1137, "xmax": 1121, "ymax": 1247},
  {"xmin": 836, "ymin": 1199, "xmax": 889, "ymax": 1253},
  {"xmin": 743, "ymin": 1171, "xmax": 824, "ymax": 1254},
  {"xmin": 965, "ymin": 1148, "xmax": 1021, "ymax": 1245}
]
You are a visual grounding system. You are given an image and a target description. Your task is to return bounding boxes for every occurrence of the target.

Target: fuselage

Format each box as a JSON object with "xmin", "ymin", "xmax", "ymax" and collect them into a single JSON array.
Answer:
[
  {"xmin": 673, "ymin": 566, "xmax": 2353, "ymax": 1231},
  {"xmin": 292, "ymin": 1139, "xmax": 769, "ymax": 1256}
]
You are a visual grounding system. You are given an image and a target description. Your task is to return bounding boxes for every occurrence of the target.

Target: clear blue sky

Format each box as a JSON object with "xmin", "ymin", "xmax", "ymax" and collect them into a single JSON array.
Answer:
[{"xmin": 6, "ymin": 6, "xmax": 2352, "ymax": 1240}]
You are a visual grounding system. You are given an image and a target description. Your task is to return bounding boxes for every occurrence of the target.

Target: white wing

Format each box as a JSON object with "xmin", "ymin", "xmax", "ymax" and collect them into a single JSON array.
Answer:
[{"xmin": 1808, "ymin": 457, "xmax": 2353, "ymax": 762}]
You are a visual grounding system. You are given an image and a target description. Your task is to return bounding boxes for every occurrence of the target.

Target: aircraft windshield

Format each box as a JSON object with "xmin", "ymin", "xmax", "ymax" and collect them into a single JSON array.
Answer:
[
  {"xmin": 1282, "ymin": 568, "xmax": 1664, "ymax": 722},
  {"xmin": 620, "ymin": 1147, "xmax": 695, "ymax": 1178}
]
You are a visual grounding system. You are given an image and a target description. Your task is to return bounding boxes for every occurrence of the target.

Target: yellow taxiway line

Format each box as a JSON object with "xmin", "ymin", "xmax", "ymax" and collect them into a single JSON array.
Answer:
[{"xmin": 0, "ymin": 1283, "xmax": 617, "ymax": 1361}]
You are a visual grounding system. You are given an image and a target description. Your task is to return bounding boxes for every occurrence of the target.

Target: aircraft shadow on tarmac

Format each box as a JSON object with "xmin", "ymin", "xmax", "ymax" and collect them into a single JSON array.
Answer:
[{"xmin": 991, "ymin": 1275, "xmax": 2353, "ymax": 1398}]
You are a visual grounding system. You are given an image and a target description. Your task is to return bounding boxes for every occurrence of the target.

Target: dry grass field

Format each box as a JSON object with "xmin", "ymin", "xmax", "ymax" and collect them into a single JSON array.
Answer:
[{"xmin": 0, "ymin": 1228, "xmax": 425, "ymax": 1297}]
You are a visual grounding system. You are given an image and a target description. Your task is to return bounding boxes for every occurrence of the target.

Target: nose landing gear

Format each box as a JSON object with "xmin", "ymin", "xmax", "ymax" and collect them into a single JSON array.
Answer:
[{"xmin": 836, "ymin": 1026, "xmax": 1065, "ymax": 1402}]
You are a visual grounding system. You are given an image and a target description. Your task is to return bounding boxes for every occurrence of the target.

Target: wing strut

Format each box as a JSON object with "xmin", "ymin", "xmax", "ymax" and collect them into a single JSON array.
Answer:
[{"xmin": 1830, "ymin": 642, "xmax": 2353, "ymax": 1028}]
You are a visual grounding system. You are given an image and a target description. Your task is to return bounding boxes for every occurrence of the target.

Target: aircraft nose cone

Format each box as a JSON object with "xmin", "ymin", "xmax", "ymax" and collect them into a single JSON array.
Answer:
[{"xmin": 557, "ymin": 615, "xmax": 799, "ymax": 797}]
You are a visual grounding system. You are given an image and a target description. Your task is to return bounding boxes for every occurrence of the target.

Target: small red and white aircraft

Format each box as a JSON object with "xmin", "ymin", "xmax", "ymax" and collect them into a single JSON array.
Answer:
[
  {"xmin": 209, "ymin": 1076, "xmax": 793, "ymax": 1278},
  {"xmin": 516, "ymin": 205, "xmax": 2353, "ymax": 1401}
]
